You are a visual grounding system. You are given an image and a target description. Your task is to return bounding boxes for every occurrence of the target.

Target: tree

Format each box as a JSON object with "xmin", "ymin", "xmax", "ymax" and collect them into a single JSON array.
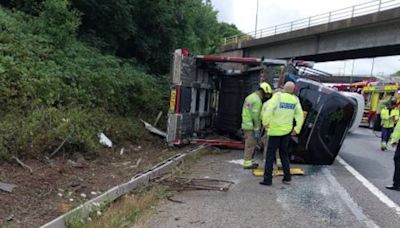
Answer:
[{"xmin": 1, "ymin": 0, "xmax": 244, "ymax": 74}]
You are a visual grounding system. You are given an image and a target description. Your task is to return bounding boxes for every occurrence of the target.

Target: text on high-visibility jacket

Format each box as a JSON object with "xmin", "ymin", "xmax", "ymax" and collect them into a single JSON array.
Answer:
[{"xmin": 262, "ymin": 92, "xmax": 304, "ymax": 136}]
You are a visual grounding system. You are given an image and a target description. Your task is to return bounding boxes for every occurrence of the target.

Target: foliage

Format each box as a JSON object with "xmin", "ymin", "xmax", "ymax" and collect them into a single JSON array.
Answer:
[
  {"xmin": 0, "ymin": 0, "xmax": 244, "ymax": 160},
  {"xmin": 1, "ymin": 0, "xmax": 244, "ymax": 74},
  {"xmin": 0, "ymin": 2, "xmax": 168, "ymax": 159}
]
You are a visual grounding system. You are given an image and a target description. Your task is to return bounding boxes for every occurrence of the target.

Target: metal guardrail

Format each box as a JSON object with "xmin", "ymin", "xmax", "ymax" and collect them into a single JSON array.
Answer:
[{"xmin": 224, "ymin": 0, "xmax": 400, "ymax": 45}]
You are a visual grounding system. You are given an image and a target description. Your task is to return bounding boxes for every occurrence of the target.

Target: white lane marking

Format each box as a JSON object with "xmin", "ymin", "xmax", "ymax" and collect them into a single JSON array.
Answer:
[
  {"xmin": 337, "ymin": 156, "xmax": 400, "ymax": 216},
  {"xmin": 322, "ymin": 168, "xmax": 379, "ymax": 228}
]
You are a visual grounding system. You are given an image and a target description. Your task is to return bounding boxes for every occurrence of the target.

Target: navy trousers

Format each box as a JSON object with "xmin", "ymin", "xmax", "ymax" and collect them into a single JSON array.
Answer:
[
  {"xmin": 263, "ymin": 134, "xmax": 291, "ymax": 183},
  {"xmin": 382, "ymin": 127, "xmax": 394, "ymax": 143},
  {"xmin": 393, "ymin": 144, "xmax": 400, "ymax": 187}
]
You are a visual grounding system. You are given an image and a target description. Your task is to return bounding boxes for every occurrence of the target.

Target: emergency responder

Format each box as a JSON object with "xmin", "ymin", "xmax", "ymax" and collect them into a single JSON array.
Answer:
[
  {"xmin": 260, "ymin": 81, "xmax": 304, "ymax": 186},
  {"xmin": 380, "ymin": 97, "xmax": 399, "ymax": 151},
  {"xmin": 387, "ymin": 119, "xmax": 400, "ymax": 190},
  {"xmin": 241, "ymin": 82, "xmax": 273, "ymax": 169},
  {"xmin": 261, "ymin": 96, "xmax": 281, "ymax": 168}
]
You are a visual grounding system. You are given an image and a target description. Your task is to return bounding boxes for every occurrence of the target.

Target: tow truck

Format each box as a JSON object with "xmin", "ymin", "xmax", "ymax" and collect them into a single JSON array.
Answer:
[{"xmin": 166, "ymin": 49, "xmax": 356, "ymax": 165}]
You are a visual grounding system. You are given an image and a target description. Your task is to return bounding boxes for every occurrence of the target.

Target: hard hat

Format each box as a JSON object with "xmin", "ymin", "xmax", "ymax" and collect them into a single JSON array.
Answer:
[{"xmin": 259, "ymin": 82, "xmax": 272, "ymax": 94}]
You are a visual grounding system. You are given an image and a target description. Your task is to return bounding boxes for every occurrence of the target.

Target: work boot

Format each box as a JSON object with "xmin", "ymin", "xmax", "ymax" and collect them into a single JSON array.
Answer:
[
  {"xmin": 259, "ymin": 180, "xmax": 272, "ymax": 186},
  {"xmin": 282, "ymin": 177, "xmax": 291, "ymax": 185},
  {"xmin": 381, "ymin": 142, "xmax": 387, "ymax": 151},
  {"xmin": 243, "ymin": 163, "xmax": 259, "ymax": 169},
  {"xmin": 385, "ymin": 185, "xmax": 400, "ymax": 191}
]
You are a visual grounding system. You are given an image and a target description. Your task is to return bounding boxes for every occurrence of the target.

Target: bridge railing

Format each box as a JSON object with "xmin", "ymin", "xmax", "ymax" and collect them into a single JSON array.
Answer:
[{"xmin": 224, "ymin": 0, "xmax": 400, "ymax": 45}]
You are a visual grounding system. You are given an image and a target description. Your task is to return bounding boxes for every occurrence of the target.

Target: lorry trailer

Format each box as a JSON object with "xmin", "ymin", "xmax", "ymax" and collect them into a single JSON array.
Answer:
[{"xmin": 166, "ymin": 49, "xmax": 356, "ymax": 165}]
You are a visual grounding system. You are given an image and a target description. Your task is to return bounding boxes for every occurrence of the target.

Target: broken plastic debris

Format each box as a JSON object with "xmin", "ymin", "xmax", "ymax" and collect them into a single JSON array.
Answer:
[
  {"xmin": 140, "ymin": 119, "xmax": 167, "ymax": 137},
  {"xmin": 227, "ymin": 159, "xmax": 244, "ymax": 165},
  {"xmin": 80, "ymin": 193, "xmax": 87, "ymax": 198},
  {"xmin": 67, "ymin": 159, "xmax": 84, "ymax": 168},
  {"xmin": 98, "ymin": 132, "xmax": 112, "ymax": 147},
  {"xmin": 91, "ymin": 191, "xmax": 97, "ymax": 195},
  {"xmin": 0, "ymin": 182, "xmax": 17, "ymax": 193},
  {"xmin": 120, "ymin": 148, "xmax": 125, "ymax": 156},
  {"xmin": 6, "ymin": 214, "xmax": 14, "ymax": 221},
  {"xmin": 58, "ymin": 193, "xmax": 63, "ymax": 197}
]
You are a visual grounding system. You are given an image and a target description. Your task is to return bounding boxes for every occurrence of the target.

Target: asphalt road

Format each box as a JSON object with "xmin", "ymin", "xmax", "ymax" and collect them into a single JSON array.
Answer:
[
  {"xmin": 144, "ymin": 129, "xmax": 400, "ymax": 228},
  {"xmin": 340, "ymin": 127, "xmax": 400, "ymax": 205}
]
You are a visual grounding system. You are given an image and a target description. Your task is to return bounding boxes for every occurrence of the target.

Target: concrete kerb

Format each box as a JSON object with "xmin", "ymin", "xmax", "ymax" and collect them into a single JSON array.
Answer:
[{"xmin": 40, "ymin": 145, "xmax": 208, "ymax": 228}]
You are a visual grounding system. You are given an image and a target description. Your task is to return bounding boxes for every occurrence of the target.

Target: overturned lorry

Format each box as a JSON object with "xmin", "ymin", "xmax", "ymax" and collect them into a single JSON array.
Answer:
[{"xmin": 166, "ymin": 50, "xmax": 356, "ymax": 165}]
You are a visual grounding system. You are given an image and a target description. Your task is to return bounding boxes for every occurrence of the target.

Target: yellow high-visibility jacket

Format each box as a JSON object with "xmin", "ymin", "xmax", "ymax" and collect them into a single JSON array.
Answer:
[
  {"xmin": 262, "ymin": 92, "xmax": 304, "ymax": 136},
  {"xmin": 381, "ymin": 108, "xmax": 399, "ymax": 128},
  {"xmin": 241, "ymin": 92, "xmax": 262, "ymax": 131},
  {"xmin": 261, "ymin": 101, "xmax": 269, "ymax": 127},
  {"xmin": 391, "ymin": 120, "xmax": 400, "ymax": 144}
]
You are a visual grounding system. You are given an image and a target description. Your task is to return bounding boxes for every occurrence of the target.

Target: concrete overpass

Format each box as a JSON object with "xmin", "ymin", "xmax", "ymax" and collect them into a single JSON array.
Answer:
[{"xmin": 222, "ymin": 0, "xmax": 400, "ymax": 62}]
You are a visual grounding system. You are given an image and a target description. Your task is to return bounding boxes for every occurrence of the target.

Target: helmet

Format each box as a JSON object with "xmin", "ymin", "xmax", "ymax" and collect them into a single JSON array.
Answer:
[{"xmin": 259, "ymin": 82, "xmax": 272, "ymax": 94}]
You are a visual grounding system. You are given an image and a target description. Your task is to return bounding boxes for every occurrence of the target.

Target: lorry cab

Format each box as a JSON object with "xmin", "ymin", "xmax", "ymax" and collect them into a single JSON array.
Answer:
[{"xmin": 167, "ymin": 49, "xmax": 356, "ymax": 165}]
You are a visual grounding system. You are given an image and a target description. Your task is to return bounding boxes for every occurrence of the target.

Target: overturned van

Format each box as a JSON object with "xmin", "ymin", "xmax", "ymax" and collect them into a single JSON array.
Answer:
[{"xmin": 166, "ymin": 50, "xmax": 356, "ymax": 165}]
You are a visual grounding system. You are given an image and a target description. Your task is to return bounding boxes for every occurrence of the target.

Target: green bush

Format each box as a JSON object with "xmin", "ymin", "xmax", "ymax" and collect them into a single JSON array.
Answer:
[{"xmin": 0, "ymin": 1, "xmax": 169, "ymax": 160}]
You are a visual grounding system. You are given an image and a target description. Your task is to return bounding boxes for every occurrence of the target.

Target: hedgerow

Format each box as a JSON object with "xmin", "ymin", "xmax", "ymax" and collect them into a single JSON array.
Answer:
[{"xmin": 0, "ymin": 1, "xmax": 168, "ymax": 160}]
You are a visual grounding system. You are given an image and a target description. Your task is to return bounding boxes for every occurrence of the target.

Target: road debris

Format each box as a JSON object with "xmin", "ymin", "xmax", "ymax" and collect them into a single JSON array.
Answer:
[
  {"xmin": 167, "ymin": 196, "xmax": 185, "ymax": 204},
  {"xmin": 129, "ymin": 158, "xmax": 142, "ymax": 169},
  {"xmin": 153, "ymin": 111, "xmax": 163, "ymax": 127},
  {"xmin": 0, "ymin": 182, "xmax": 17, "ymax": 193},
  {"xmin": 99, "ymin": 132, "xmax": 112, "ymax": 147},
  {"xmin": 6, "ymin": 214, "xmax": 14, "ymax": 221},
  {"xmin": 67, "ymin": 159, "xmax": 84, "ymax": 168},
  {"xmin": 140, "ymin": 119, "xmax": 167, "ymax": 138},
  {"xmin": 12, "ymin": 156, "xmax": 33, "ymax": 174},
  {"xmin": 49, "ymin": 131, "xmax": 73, "ymax": 158},
  {"xmin": 156, "ymin": 177, "xmax": 234, "ymax": 192},
  {"xmin": 227, "ymin": 159, "xmax": 244, "ymax": 165}
]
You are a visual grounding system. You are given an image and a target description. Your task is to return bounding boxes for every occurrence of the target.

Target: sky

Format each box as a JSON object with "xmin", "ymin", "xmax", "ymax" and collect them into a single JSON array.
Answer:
[{"xmin": 211, "ymin": 0, "xmax": 400, "ymax": 76}]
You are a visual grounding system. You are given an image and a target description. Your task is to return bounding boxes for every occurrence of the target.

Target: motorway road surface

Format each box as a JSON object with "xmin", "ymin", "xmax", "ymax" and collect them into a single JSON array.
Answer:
[{"xmin": 144, "ymin": 128, "xmax": 400, "ymax": 228}]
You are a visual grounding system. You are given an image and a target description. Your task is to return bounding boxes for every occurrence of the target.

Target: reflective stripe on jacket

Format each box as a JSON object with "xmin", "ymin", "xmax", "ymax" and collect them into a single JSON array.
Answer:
[{"xmin": 241, "ymin": 92, "xmax": 262, "ymax": 131}]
